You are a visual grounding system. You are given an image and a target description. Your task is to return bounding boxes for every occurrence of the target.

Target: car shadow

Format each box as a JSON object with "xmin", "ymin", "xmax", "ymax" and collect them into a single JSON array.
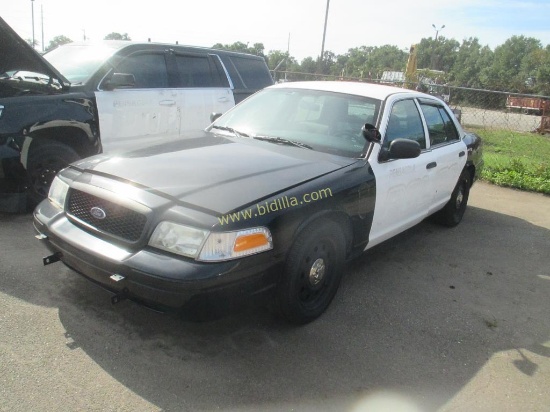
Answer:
[{"xmin": 1, "ymin": 205, "xmax": 549, "ymax": 411}]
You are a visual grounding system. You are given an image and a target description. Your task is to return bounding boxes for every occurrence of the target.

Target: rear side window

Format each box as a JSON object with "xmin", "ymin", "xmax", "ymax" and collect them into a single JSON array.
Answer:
[
  {"xmin": 225, "ymin": 56, "xmax": 273, "ymax": 89},
  {"xmin": 114, "ymin": 53, "xmax": 169, "ymax": 88},
  {"xmin": 419, "ymin": 103, "xmax": 460, "ymax": 146},
  {"xmin": 174, "ymin": 55, "xmax": 221, "ymax": 87}
]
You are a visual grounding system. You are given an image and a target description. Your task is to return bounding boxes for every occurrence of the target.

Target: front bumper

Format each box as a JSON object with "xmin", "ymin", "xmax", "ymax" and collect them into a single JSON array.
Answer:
[{"xmin": 33, "ymin": 201, "xmax": 282, "ymax": 314}]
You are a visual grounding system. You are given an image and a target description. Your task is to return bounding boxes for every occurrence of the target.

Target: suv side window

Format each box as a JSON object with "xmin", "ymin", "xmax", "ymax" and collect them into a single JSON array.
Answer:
[
  {"xmin": 114, "ymin": 53, "xmax": 169, "ymax": 89},
  {"xmin": 174, "ymin": 54, "xmax": 220, "ymax": 88},
  {"xmin": 419, "ymin": 102, "xmax": 460, "ymax": 146},
  {"xmin": 227, "ymin": 56, "xmax": 274, "ymax": 89},
  {"xmin": 384, "ymin": 99, "xmax": 426, "ymax": 150}
]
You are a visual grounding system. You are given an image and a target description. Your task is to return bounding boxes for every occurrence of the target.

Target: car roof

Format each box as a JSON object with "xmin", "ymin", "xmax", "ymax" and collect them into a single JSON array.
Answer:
[
  {"xmin": 55, "ymin": 41, "xmax": 268, "ymax": 61},
  {"xmin": 269, "ymin": 81, "xmax": 420, "ymax": 101}
]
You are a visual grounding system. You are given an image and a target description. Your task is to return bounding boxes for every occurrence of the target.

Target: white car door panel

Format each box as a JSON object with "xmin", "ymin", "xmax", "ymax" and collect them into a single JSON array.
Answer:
[
  {"xmin": 178, "ymin": 88, "xmax": 234, "ymax": 135},
  {"xmin": 368, "ymin": 150, "xmax": 433, "ymax": 248},
  {"xmin": 428, "ymin": 141, "xmax": 467, "ymax": 214},
  {"xmin": 367, "ymin": 98, "xmax": 433, "ymax": 249},
  {"xmin": 95, "ymin": 89, "xmax": 180, "ymax": 153}
]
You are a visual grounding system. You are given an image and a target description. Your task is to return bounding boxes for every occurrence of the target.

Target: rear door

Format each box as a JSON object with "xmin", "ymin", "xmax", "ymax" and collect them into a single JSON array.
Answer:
[
  {"xmin": 95, "ymin": 50, "xmax": 179, "ymax": 153},
  {"xmin": 172, "ymin": 52, "xmax": 234, "ymax": 134},
  {"xmin": 417, "ymin": 99, "xmax": 468, "ymax": 214},
  {"xmin": 367, "ymin": 97, "xmax": 435, "ymax": 248}
]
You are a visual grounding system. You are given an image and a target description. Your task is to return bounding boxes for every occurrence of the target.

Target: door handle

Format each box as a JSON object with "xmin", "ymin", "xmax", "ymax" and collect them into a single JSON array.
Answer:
[
  {"xmin": 426, "ymin": 162, "xmax": 437, "ymax": 169},
  {"xmin": 217, "ymin": 97, "xmax": 229, "ymax": 103},
  {"xmin": 459, "ymin": 151, "xmax": 466, "ymax": 157},
  {"xmin": 159, "ymin": 100, "xmax": 176, "ymax": 106}
]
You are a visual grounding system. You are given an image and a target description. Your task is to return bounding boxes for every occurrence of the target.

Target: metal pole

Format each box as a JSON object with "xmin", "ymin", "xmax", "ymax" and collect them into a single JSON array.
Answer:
[
  {"xmin": 31, "ymin": 0, "xmax": 35, "ymax": 49},
  {"xmin": 432, "ymin": 24, "xmax": 445, "ymax": 41},
  {"xmin": 41, "ymin": 4, "xmax": 44, "ymax": 52},
  {"xmin": 320, "ymin": 0, "xmax": 330, "ymax": 61}
]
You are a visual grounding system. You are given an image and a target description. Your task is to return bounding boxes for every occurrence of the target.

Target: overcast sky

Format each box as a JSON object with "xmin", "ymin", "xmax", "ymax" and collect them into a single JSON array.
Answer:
[{"xmin": 2, "ymin": 0, "xmax": 550, "ymax": 60}]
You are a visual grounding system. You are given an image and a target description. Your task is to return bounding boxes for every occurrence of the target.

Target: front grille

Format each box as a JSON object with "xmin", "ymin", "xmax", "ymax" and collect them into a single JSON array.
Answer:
[{"xmin": 67, "ymin": 189, "xmax": 147, "ymax": 242}]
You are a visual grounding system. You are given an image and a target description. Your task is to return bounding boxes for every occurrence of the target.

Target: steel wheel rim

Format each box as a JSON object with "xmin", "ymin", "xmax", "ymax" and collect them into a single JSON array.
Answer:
[{"xmin": 298, "ymin": 240, "xmax": 333, "ymax": 305}]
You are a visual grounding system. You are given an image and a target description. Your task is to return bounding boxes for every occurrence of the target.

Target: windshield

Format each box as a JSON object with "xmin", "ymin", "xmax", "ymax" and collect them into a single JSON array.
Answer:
[
  {"xmin": 43, "ymin": 43, "xmax": 120, "ymax": 84},
  {"xmin": 211, "ymin": 88, "xmax": 381, "ymax": 158}
]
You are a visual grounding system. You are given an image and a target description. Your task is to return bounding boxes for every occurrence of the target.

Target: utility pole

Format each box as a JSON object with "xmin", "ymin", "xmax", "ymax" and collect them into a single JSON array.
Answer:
[
  {"xmin": 432, "ymin": 24, "xmax": 445, "ymax": 41},
  {"xmin": 320, "ymin": 0, "xmax": 330, "ymax": 62},
  {"xmin": 31, "ymin": 0, "xmax": 35, "ymax": 49},
  {"xmin": 41, "ymin": 4, "xmax": 44, "ymax": 52}
]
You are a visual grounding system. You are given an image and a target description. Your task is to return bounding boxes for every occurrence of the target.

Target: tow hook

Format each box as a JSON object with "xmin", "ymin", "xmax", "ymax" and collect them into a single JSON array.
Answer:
[
  {"xmin": 111, "ymin": 288, "xmax": 129, "ymax": 305},
  {"xmin": 43, "ymin": 252, "xmax": 62, "ymax": 266}
]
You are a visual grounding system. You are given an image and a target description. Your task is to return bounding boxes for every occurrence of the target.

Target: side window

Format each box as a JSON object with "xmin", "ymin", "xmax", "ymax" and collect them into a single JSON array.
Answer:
[
  {"xmin": 384, "ymin": 99, "xmax": 426, "ymax": 149},
  {"xmin": 175, "ymin": 55, "xmax": 218, "ymax": 87},
  {"xmin": 115, "ymin": 53, "xmax": 168, "ymax": 88},
  {"xmin": 228, "ymin": 56, "xmax": 273, "ymax": 89},
  {"xmin": 419, "ymin": 103, "xmax": 460, "ymax": 146}
]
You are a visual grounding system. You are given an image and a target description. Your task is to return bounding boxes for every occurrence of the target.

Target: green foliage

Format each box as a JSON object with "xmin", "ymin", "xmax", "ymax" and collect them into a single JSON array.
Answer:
[
  {"xmin": 482, "ymin": 35, "xmax": 542, "ymax": 92},
  {"xmin": 473, "ymin": 128, "xmax": 550, "ymax": 194},
  {"xmin": 45, "ymin": 35, "xmax": 72, "ymax": 52},
  {"xmin": 104, "ymin": 32, "xmax": 131, "ymax": 41},
  {"xmin": 450, "ymin": 38, "xmax": 494, "ymax": 88},
  {"xmin": 212, "ymin": 41, "xmax": 265, "ymax": 58},
  {"xmin": 416, "ymin": 37, "xmax": 460, "ymax": 72}
]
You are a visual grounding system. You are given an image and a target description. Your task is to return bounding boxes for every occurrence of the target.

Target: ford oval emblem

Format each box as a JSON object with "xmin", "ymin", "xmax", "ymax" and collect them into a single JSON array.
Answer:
[{"xmin": 90, "ymin": 206, "xmax": 107, "ymax": 220}]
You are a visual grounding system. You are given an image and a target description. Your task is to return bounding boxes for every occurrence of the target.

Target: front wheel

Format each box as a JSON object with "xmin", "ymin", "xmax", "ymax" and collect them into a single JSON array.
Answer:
[
  {"xmin": 436, "ymin": 169, "xmax": 471, "ymax": 227},
  {"xmin": 277, "ymin": 219, "xmax": 347, "ymax": 324},
  {"xmin": 27, "ymin": 141, "xmax": 80, "ymax": 206}
]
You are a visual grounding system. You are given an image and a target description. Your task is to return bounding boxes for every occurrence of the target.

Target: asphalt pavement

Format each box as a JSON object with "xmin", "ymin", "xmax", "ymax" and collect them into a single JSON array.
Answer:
[{"xmin": 1, "ymin": 182, "xmax": 549, "ymax": 412}]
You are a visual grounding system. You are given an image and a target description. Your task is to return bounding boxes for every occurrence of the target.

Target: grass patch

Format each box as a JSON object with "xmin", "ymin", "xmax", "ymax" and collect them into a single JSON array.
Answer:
[{"xmin": 466, "ymin": 127, "xmax": 550, "ymax": 194}]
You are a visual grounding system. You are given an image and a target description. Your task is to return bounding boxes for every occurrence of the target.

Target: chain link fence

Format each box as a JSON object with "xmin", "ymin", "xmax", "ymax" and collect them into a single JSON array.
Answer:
[{"xmin": 271, "ymin": 70, "xmax": 550, "ymax": 134}]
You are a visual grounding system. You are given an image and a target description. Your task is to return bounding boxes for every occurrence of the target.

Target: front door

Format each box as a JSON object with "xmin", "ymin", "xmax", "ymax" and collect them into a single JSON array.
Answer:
[
  {"xmin": 95, "ymin": 51, "xmax": 179, "ymax": 153},
  {"xmin": 367, "ymin": 98, "xmax": 434, "ymax": 249}
]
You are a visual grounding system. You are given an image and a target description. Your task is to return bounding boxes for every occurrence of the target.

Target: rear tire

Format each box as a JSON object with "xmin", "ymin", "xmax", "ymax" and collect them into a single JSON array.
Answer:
[
  {"xmin": 27, "ymin": 141, "xmax": 80, "ymax": 206},
  {"xmin": 436, "ymin": 169, "xmax": 471, "ymax": 227},
  {"xmin": 277, "ymin": 219, "xmax": 346, "ymax": 324}
]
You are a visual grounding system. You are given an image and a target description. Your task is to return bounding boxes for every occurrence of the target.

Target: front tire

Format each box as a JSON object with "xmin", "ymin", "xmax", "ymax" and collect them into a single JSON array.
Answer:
[
  {"xmin": 27, "ymin": 141, "xmax": 80, "ymax": 206},
  {"xmin": 277, "ymin": 219, "xmax": 347, "ymax": 324},
  {"xmin": 437, "ymin": 169, "xmax": 471, "ymax": 227}
]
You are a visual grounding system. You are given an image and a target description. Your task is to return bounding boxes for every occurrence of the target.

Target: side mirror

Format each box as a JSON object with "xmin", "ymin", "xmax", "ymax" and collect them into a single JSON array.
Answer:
[
  {"xmin": 210, "ymin": 112, "xmax": 223, "ymax": 123},
  {"xmin": 361, "ymin": 123, "xmax": 381, "ymax": 143},
  {"xmin": 103, "ymin": 73, "xmax": 135, "ymax": 90},
  {"xmin": 380, "ymin": 138, "xmax": 421, "ymax": 161}
]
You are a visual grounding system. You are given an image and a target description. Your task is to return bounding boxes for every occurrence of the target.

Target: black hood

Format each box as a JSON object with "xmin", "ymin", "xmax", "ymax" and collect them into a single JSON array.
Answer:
[
  {"xmin": 0, "ymin": 17, "xmax": 69, "ymax": 87},
  {"xmin": 74, "ymin": 134, "xmax": 357, "ymax": 215}
]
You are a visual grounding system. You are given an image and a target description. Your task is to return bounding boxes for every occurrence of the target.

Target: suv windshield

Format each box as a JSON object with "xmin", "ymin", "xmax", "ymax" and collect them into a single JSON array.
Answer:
[
  {"xmin": 211, "ymin": 88, "xmax": 381, "ymax": 158},
  {"xmin": 43, "ymin": 43, "xmax": 120, "ymax": 84}
]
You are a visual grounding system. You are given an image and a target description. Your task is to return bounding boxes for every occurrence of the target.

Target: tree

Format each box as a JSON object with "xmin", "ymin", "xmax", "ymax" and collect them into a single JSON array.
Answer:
[
  {"xmin": 416, "ymin": 37, "xmax": 460, "ymax": 72},
  {"xmin": 45, "ymin": 35, "xmax": 72, "ymax": 52},
  {"xmin": 212, "ymin": 41, "xmax": 265, "ymax": 57},
  {"xmin": 104, "ymin": 32, "xmax": 131, "ymax": 41},
  {"xmin": 482, "ymin": 35, "xmax": 542, "ymax": 91},
  {"xmin": 26, "ymin": 38, "xmax": 40, "ymax": 49},
  {"xmin": 450, "ymin": 38, "xmax": 494, "ymax": 88}
]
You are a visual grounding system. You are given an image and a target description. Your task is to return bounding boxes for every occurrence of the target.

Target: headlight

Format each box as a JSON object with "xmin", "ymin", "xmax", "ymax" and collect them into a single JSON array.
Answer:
[
  {"xmin": 149, "ymin": 222, "xmax": 209, "ymax": 259},
  {"xmin": 149, "ymin": 222, "xmax": 272, "ymax": 261},
  {"xmin": 48, "ymin": 176, "xmax": 70, "ymax": 209},
  {"xmin": 198, "ymin": 227, "xmax": 272, "ymax": 261}
]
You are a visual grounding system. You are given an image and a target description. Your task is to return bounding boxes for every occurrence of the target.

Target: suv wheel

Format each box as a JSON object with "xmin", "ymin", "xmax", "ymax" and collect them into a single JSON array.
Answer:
[{"xmin": 27, "ymin": 141, "xmax": 80, "ymax": 206}]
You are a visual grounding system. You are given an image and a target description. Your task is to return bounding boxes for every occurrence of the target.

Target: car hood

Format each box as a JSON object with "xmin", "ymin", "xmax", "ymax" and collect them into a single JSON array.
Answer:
[
  {"xmin": 73, "ymin": 133, "xmax": 357, "ymax": 215},
  {"xmin": 0, "ymin": 17, "xmax": 69, "ymax": 87}
]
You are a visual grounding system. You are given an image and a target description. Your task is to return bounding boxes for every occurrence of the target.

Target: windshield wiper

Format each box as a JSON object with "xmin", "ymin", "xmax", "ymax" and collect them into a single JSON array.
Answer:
[
  {"xmin": 252, "ymin": 135, "xmax": 313, "ymax": 150},
  {"xmin": 210, "ymin": 125, "xmax": 249, "ymax": 138}
]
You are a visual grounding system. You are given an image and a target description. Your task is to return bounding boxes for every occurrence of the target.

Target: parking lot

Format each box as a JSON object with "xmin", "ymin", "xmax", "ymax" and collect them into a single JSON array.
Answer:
[
  {"xmin": 1, "ymin": 182, "xmax": 549, "ymax": 412},
  {"xmin": 459, "ymin": 106, "xmax": 543, "ymax": 132}
]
